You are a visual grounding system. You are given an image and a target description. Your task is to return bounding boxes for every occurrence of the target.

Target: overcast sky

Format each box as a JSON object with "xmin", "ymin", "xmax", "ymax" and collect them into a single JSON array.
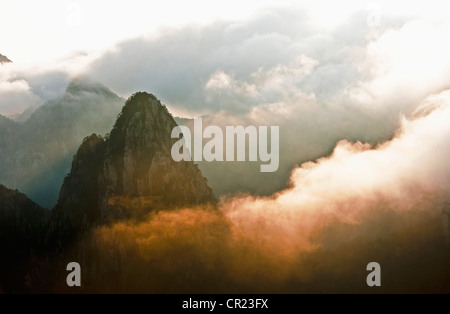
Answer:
[
  {"xmin": 0, "ymin": 0, "xmax": 448, "ymax": 131},
  {"xmin": 1, "ymin": 0, "xmax": 448, "ymax": 63},
  {"xmin": 2, "ymin": 0, "xmax": 450, "ymax": 205},
  {"xmin": 1, "ymin": 0, "xmax": 449, "ymax": 116}
]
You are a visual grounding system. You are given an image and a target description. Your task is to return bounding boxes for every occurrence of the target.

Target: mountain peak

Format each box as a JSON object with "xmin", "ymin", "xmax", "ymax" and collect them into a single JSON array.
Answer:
[
  {"xmin": 0, "ymin": 54, "xmax": 12, "ymax": 64},
  {"xmin": 119, "ymin": 92, "xmax": 172, "ymax": 121},
  {"xmin": 65, "ymin": 78, "xmax": 116, "ymax": 97},
  {"xmin": 127, "ymin": 91, "xmax": 159, "ymax": 104},
  {"xmin": 57, "ymin": 92, "xmax": 216, "ymax": 228}
]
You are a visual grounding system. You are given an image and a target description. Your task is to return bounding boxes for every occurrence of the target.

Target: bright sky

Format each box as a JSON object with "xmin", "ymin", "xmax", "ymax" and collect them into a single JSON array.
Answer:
[
  {"xmin": 2, "ymin": 0, "xmax": 447, "ymax": 64},
  {"xmin": 0, "ymin": 0, "xmax": 284, "ymax": 63}
]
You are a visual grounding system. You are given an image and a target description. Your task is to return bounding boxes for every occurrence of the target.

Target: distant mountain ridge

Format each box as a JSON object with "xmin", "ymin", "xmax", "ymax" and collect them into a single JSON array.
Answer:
[{"xmin": 0, "ymin": 79, "xmax": 125, "ymax": 208}]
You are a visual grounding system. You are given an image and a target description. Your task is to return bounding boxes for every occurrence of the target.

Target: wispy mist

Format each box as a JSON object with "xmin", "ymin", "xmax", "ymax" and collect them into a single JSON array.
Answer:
[{"xmin": 64, "ymin": 92, "xmax": 450, "ymax": 293}]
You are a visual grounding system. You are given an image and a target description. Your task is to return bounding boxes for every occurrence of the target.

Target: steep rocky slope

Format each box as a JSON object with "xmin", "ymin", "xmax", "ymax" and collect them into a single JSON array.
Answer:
[{"xmin": 55, "ymin": 92, "xmax": 216, "ymax": 230}]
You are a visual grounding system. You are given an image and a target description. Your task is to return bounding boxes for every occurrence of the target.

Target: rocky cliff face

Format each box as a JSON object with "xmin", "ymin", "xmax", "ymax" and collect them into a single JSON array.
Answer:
[
  {"xmin": 52, "ymin": 135, "xmax": 106, "ymax": 234},
  {"xmin": 56, "ymin": 92, "xmax": 216, "ymax": 228}
]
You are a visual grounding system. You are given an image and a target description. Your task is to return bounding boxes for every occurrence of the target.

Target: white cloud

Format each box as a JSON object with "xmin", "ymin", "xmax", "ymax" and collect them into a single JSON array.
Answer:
[
  {"xmin": 0, "ymin": 79, "xmax": 30, "ymax": 94},
  {"xmin": 223, "ymin": 89, "xmax": 450, "ymax": 252},
  {"xmin": 348, "ymin": 21, "xmax": 450, "ymax": 111},
  {"xmin": 0, "ymin": 0, "xmax": 289, "ymax": 64},
  {"xmin": 0, "ymin": 50, "xmax": 97, "ymax": 116},
  {"xmin": 206, "ymin": 71, "xmax": 234, "ymax": 90},
  {"xmin": 0, "ymin": 78, "xmax": 43, "ymax": 117}
]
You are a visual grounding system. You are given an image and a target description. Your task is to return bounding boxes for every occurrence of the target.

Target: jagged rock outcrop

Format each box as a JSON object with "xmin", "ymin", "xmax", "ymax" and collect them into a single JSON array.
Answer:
[
  {"xmin": 0, "ymin": 54, "xmax": 12, "ymax": 64},
  {"xmin": 56, "ymin": 92, "xmax": 216, "ymax": 228}
]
